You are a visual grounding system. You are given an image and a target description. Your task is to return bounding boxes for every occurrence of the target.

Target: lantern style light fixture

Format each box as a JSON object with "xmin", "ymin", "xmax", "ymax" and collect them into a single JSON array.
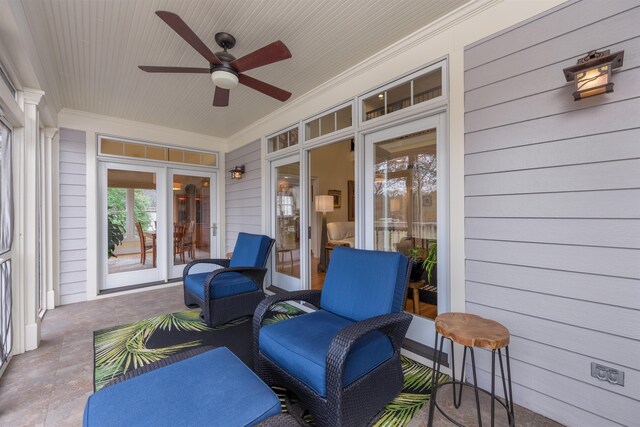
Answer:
[
  {"xmin": 563, "ymin": 49, "xmax": 624, "ymax": 101},
  {"xmin": 229, "ymin": 165, "xmax": 245, "ymax": 179}
]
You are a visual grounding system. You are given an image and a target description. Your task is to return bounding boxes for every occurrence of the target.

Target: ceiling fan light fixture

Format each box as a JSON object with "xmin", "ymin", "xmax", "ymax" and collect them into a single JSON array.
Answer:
[{"xmin": 211, "ymin": 70, "xmax": 239, "ymax": 89}]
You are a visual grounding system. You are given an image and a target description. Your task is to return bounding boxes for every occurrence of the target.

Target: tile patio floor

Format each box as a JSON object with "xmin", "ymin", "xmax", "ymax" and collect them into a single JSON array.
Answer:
[{"xmin": 0, "ymin": 285, "xmax": 562, "ymax": 426}]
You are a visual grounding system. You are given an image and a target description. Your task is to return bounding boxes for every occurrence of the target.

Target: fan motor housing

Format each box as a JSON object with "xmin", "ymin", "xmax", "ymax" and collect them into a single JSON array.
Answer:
[{"xmin": 209, "ymin": 62, "xmax": 238, "ymax": 76}]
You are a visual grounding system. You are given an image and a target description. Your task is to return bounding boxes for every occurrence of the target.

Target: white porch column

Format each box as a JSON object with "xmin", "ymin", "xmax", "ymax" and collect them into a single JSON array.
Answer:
[
  {"xmin": 44, "ymin": 127, "xmax": 58, "ymax": 310},
  {"xmin": 21, "ymin": 89, "xmax": 44, "ymax": 351}
]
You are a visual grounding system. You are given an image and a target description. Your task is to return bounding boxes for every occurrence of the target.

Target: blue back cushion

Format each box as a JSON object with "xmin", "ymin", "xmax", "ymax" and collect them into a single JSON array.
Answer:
[
  {"xmin": 320, "ymin": 247, "xmax": 410, "ymax": 321},
  {"xmin": 229, "ymin": 233, "xmax": 273, "ymax": 268}
]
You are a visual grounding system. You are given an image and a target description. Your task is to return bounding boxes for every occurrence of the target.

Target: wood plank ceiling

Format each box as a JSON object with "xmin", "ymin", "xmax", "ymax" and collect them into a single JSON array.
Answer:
[{"xmin": 20, "ymin": 0, "xmax": 469, "ymax": 138}]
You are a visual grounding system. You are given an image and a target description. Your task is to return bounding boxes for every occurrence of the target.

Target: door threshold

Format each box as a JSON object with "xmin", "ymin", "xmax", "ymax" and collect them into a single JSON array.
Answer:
[{"xmin": 99, "ymin": 278, "xmax": 182, "ymax": 296}]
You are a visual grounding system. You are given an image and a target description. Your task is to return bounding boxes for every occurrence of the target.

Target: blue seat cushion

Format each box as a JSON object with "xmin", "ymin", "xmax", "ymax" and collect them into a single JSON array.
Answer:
[
  {"xmin": 83, "ymin": 347, "xmax": 281, "ymax": 427},
  {"xmin": 259, "ymin": 310, "xmax": 394, "ymax": 397},
  {"xmin": 184, "ymin": 272, "xmax": 258, "ymax": 300}
]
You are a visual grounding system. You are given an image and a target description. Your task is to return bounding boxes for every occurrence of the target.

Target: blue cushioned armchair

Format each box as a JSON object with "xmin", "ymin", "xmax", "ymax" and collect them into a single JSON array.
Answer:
[
  {"xmin": 253, "ymin": 247, "xmax": 412, "ymax": 427},
  {"xmin": 183, "ymin": 232, "xmax": 275, "ymax": 326}
]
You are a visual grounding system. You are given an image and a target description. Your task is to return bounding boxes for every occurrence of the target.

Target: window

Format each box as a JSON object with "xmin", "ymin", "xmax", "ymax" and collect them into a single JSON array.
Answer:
[
  {"xmin": 0, "ymin": 120, "xmax": 13, "ymax": 369},
  {"xmin": 304, "ymin": 105, "xmax": 352, "ymax": 141},
  {"xmin": 267, "ymin": 128, "xmax": 299, "ymax": 154},
  {"xmin": 362, "ymin": 67, "xmax": 442, "ymax": 122},
  {"xmin": 99, "ymin": 136, "xmax": 218, "ymax": 167}
]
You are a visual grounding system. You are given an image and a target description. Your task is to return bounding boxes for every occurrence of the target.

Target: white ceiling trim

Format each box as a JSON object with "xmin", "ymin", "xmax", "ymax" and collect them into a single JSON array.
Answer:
[
  {"xmin": 58, "ymin": 108, "xmax": 226, "ymax": 152},
  {"xmin": 226, "ymin": 0, "xmax": 499, "ymax": 150}
]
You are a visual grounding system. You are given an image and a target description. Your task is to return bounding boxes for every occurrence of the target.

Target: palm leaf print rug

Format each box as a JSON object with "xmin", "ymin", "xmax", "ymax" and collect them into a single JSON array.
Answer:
[{"xmin": 93, "ymin": 303, "xmax": 447, "ymax": 426}]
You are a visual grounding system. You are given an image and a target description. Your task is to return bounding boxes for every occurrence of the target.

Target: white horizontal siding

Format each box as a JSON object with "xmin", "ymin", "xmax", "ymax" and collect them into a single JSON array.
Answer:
[
  {"xmin": 465, "ymin": 218, "xmax": 640, "ymax": 249},
  {"xmin": 58, "ymin": 128, "xmax": 87, "ymax": 304},
  {"xmin": 463, "ymin": 2, "xmax": 640, "ymax": 425},
  {"xmin": 464, "ymin": 0, "xmax": 636, "ymax": 70},
  {"xmin": 465, "ymin": 128, "xmax": 640, "ymax": 175},
  {"xmin": 465, "ymin": 3, "xmax": 640, "ymax": 90},
  {"xmin": 465, "ymin": 189, "xmax": 640, "ymax": 219},
  {"xmin": 59, "ymin": 292, "xmax": 86, "ymax": 305},
  {"xmin": 225, "ymin": 140, "xmax": 263, "ymax": 253},
  {"xmin": 466, "ymin": 260, "xmax": 640, "ymax": 310}
]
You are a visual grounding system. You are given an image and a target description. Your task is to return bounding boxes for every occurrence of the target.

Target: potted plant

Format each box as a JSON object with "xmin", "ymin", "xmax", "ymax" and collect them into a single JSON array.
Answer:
[
  {"xmin": 107, "ymin": 210, "xmax": 126, "ymax": 258},
  {"xmin": 407, "ymin": 246, "xmax": 428, "ymax": 281},
  {"xmin": 421, "ymin": 242, "xmax": 437, "ymax": 286}
]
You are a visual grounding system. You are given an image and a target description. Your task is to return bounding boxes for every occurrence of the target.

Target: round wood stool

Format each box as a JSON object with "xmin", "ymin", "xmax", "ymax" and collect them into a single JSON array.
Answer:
[{"xmin": 427, "ymin": 313, "xmax": 514, "ymax": 427}]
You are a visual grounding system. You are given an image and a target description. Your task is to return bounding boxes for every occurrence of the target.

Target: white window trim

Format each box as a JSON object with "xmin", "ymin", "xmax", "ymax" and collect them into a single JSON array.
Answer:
[
  {"xmin": 302, "ymin": 100, "xmax": 355, "ymax": 143},
  {"xmin": 358, "ymin": 59, "xmax": 448, "ymax": 128},
  {"xmin": 97, "ymin": 134, "xmax": 219, "ymax": 169}
]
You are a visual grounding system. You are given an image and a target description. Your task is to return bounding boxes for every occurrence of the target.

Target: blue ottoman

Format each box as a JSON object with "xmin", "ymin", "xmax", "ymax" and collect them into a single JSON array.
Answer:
[{"xmin": 84, "ymin": 347, "xmax": 282, "ymax": 427}]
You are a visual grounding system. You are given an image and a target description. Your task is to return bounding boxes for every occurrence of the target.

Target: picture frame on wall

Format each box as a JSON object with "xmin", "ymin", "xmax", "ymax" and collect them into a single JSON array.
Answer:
[{"xmin": 328, "ymin": 189, "xmax": 341, "ymax": 209}]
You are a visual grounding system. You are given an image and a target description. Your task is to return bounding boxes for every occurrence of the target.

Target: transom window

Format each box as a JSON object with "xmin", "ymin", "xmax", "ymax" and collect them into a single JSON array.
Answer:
[
  {"xmin": 267, "ymin": 128, "xmax": 299, "ymax": 154},
  {"xmin": 99, "ymin": 136, "xmax": 217, "ymax": 167},
  {"xmin": 304, "ymin": 105, "xmax": 352, "ymax": 141},
  {"xmin": 362, "ymin": 66, "xmax": 442, "ymax": 122}
]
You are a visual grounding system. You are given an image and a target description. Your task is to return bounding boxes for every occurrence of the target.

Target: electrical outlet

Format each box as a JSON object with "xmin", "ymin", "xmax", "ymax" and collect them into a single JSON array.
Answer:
[{"xmin": 591, "ymin": 363, "xmax": 624, "ymax": 386}]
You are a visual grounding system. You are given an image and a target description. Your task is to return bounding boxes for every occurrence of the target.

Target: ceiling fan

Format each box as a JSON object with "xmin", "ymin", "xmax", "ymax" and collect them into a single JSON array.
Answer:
[{"xmin": 139, "ymin": 11, "xmax": 292, "ymax": 107}]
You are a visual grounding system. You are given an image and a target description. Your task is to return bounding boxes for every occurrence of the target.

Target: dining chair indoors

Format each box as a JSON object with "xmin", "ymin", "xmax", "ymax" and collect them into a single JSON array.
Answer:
[{"xmin": 135, "ymin": 221, "xmax": 153, "ymax": 265}]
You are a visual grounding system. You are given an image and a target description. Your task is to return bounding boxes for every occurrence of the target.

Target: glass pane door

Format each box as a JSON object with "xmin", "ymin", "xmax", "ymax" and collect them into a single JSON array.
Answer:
[
  {"xmin": 272, "ymin": 158, "xmax": 301, "ymax": 291},
  {"xmin": 364, "ymin": 113, "xmax": 448, "ymax": 354},
  {"xmin": 374, "ymin": 129, "xmax": 438, "ymax": 319},
  {"xmin": 169, "ymin": 170, "xmax": 216, "ymax": 278},
  {"xmin": 308, "ymin": 139, "xmax": 356, "ymax": 290},
  {"xmin": 101, "ymin": 163, "xmax": 164, "ymax": 290}
]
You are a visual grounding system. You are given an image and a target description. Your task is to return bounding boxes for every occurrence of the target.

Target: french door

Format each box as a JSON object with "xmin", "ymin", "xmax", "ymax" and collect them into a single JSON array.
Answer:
[
  {"xmin": 270, "ymin": 156, "xmax": 302, "ymax": 291},
  {"xmin": 363, "ymin": 112, "xmax": 449, "ymax": 353},
  {"xmin": 167, "ymin": 169, "xmax": 217, "ymax": 279},
  {"xmin": 100, "ymin": 162, "xmax": 165, "ymax": 290},
  {"xmin": 100, "ymin": 163, "xmax": 218, "ymax": 290}
]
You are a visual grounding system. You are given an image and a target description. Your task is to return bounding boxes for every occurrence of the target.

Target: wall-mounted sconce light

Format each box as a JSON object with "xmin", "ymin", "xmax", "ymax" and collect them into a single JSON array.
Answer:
[
  {"xmin": 230, "ymin": 165, "xmax": 245, "ymax": 179},
  {"xmin": 563, "ymin": 49, "xmax": 624, "ymax": 101},
  {"xmin": 172, "ymin": 182, "xmax": 182, "ymax": 191}
]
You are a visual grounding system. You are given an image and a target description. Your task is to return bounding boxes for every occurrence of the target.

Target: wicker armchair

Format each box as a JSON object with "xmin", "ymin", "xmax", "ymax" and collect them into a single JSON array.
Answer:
[
  {"xmin": 254, "ymin": 247, "xmax": 412, "ymax": 427},
  {"xmin": 183, "ymin": 232, "xmax": 275, "ymax": 326}
]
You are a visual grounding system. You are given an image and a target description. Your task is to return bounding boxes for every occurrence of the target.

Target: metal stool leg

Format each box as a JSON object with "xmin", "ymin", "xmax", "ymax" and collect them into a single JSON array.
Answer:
[
  {"xmin": 506, "ymin": 346, "xmax": 515, "ymax": 425},
  {"xmin": 453, "ymin": 346, "xmax": 467, "ymax": 408},
  {"xmin": 450, "ymin": 340, "xmax": 456, "ymax": 406},
  {"xmin": 469, "ymin": 348, "xmax": 483, "ymax": 427},
  {"xmin": 427, "ymin": 334, "xmax": 445, "ymax": 427},
  {"xmin": 498, "ymin": 348, "xmax": 513, "ymax": 426},
  {"xmin": 491, "ymin": 350, "xmax": 496, "ymax": 427}
]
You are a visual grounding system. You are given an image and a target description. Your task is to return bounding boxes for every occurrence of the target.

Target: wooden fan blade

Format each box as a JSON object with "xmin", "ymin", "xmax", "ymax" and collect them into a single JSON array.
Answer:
[
  {"xmin": 239, "ymin": 74, "xmax": 291, "ymax": 102},
  {"xmin": 230, "ymin": 41, "xmax": 291, "ymax": 73},
  {"xmin": 213, "ymin": 87, "xmax": 230, "ymax": 107},
  {"xmin": 155, "ymin": 11, "xmax": 221, "ymax": 65},
  {"xmin": 139, "ymin": 66, "xmax": 210, "ymax": 73}
]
